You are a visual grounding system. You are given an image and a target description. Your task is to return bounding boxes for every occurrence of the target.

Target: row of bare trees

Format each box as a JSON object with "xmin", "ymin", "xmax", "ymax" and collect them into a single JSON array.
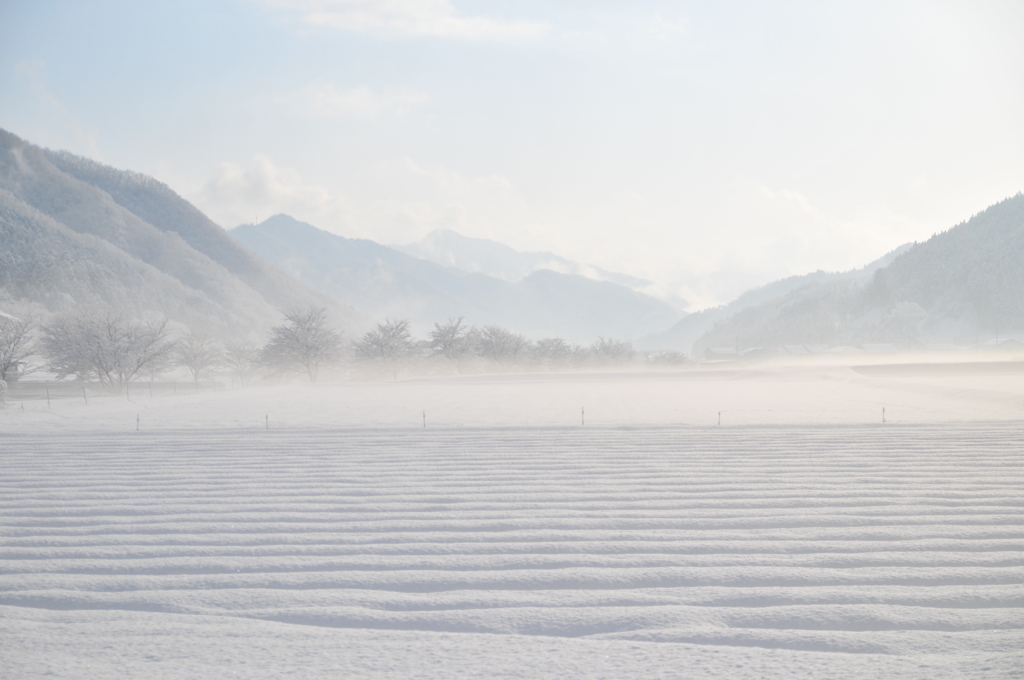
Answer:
[
  {"xmin": 0, "ymin": 307, "xmax": 688, "ymax": 394},
  {"xmin": 350, "ymin": 316, "xmax": 687, "ymax": 378}
]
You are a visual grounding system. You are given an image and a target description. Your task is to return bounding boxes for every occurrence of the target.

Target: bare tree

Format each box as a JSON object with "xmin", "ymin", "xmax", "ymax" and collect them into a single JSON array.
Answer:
[
  {"xmin": 175, "ymin": 330, "xmax": 222, "ymax": 386},
  {"xmin": 532, "ymin": 337, "xmax": 572, "ymax": 368},
  {"xmin": 223, "ymin": 341, "xmax": 258, "ymax": 386},
  {"xmin": 478, "ymin": 325, "xmax": 530, "ymax": 370},
  {"xmin": 353, "ymin": 318, "xmax": 415, "ymax": 378},
  {"xmin": 0, "ymin": 313, "xmax": 36, "ymax": 382},
  {"xmin": 260, "ymin": 307, "xmax": 342, "ymax": 382},
  {"xmin": 428, "ymin": 317, "xmax": 475, "ymax": 373},
  {"xmin": 41, "ymin": 311, "xmax": 175, "ymax": 393},
  {"xmin": 590, "ymin": 337, "xmax": 634, "ymax": 366}
]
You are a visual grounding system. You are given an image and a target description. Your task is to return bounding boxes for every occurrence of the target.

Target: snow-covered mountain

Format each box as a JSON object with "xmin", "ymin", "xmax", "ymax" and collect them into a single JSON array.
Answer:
[
  {"xmin": 232, "ymin": 215, "xmax": 683, "ymax": 342},
  {"xmin": 0, "ymin": 129, "xmax": 361, "ymax": 337},
  {"xmin": 395, "ymin": 228, "xmax": 689, "ymax": 314},
  {"xmin": 665, "ymin": 193, "xmax": 1024, "ymax": 356},
  {"xmin": 635, "ymin": 244, "xmax": 912, "ymax": 352}
]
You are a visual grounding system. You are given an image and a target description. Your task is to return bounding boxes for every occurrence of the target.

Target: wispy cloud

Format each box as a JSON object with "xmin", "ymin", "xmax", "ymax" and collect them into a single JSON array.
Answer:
[
  {"xmin": 649, "ymin": 12, "xmax": 687, "ymax": 39},
  {"xmin": 280, "ymin": 80, "xmax": 428, "ymax": 119},
  {"xmin": 197, "ymin": 155, "xmax": 350, "ymax": 228},
  {"xmin": 263, "ymin": 0, "xmax": 548, "ymax": 41}
]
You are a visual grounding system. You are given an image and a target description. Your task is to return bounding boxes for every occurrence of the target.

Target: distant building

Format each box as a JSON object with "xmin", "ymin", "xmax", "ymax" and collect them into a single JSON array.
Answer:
[
  {"xmin": 859, "ymin": 343, "xmax": 898, "ymax": 354},
  {"xmin": 703, "ymin": 347, "xmax": 738, "ymax": 361},
  {"xmin": 827, "ymin": 346, "xmax": 865, "ymax": 355},
  {"xmin": 924, "ymin": 342, "xmax": 961, "ymax": 352},
  {"xmin": 981, "ymin": 338, "xmax": 1024, "ymax": 353}
]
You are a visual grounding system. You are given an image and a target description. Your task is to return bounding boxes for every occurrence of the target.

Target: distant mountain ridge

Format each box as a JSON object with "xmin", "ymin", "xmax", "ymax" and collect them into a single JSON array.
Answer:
[
  {"xmin": 635, "ymin": 244, "xmax": 912, "ymax": 352},
  {"xmin": 232, "ymin": 215, "xmax": 683, "ymax": 343},
  {"xmin": 395, "ymin": 228, "xmax": 689, "ymax": 314},
  {"xmin": 670, "ymin": 193, "xmax": 1024, "ymax": 356},
  {"xmin": 0, "ymin": 129, "xmax": 361, "ymax": 337}
]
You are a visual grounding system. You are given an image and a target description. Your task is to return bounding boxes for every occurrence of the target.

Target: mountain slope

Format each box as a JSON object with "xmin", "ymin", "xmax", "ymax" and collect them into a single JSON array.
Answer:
[
  {"xmin": 232, "ymin": 215, "xmax": 682, "ymax": 342},
  {"xmin": 0, "ymin": 189, "xmax": 226, "ymax": 328},
  {"xmin": 689, "ymin": 193, "xmax": 1024, "ymax": 354},
  {"xmin": 41, "ymin": 149, "xmax": 343, "ymax": 321},
  {"xmin": 0, "ymin": 129, "xmax": 360, "ymax": 337},
  {"xmin": 636, "ymin": 244, "xmax": 911, "ymax": 352},
  {"xmin": 396, "ymin": 228, "xmax": 689, "ymax": 313}
]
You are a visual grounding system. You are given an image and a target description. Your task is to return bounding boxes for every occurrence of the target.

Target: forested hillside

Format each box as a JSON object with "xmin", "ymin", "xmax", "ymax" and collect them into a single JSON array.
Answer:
[
  {"xmin": 0, "ymin": 129, "xmax": 361, "ymax": 338},
  {"xmin": 690, "ymin": 194, "xmax": 1024, "ymax": 354},
  {"xmin": 637, "ymin": 244, "xmax": 911, "ymax": 352}
]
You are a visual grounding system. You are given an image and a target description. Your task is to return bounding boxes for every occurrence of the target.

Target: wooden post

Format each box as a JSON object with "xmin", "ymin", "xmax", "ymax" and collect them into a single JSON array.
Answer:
[
  {"xmin": 423, "ymin": 410, "xmax": 426, "ymax": 428},
  {"xmin": 581, "ymin": 406, "xmax": 585, "ymax": 426},
  {"xmin": 46, "ymin": 387, "xmax": 50, "ymax": 409},
  {"xmin": 882, "ymin": 407, "xmax": 886, "ymax": 423},
  {"xmin": 82, "ymin": 386, "xmax": 88, "ymax": 405},
  {"xmin": 718, "ymin": 411, "xmax": 721, "ymax": 426},
  {"xmin": 265, "ymin": 414, "xmax": 269, "ymax": 430}
]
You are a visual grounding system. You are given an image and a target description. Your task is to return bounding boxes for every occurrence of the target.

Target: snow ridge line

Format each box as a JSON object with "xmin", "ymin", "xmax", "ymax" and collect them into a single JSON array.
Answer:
[{"xmin": 2, "ymin": 423, "xmax": 1023, "ymax": 656}]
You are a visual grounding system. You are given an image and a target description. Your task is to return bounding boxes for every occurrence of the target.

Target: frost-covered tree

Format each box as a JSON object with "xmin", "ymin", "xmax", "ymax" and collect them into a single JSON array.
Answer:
[
  {"xmin": 260, "ymin": 307, "xmax": 342, "ymax": 383},
  {"xmin": 645, "ymin": 350, "xmax": 689, "ymax": 366},
  {"xmin": 41, "ymin": 311, "xmax": 175, "ymax": 393},
  {"xmin": 223, "ymin": 341, "xmax": 258, "ymax": 386},
  {"xmin": 590, "ymin": 337, "xmax": 634, "ymax": 366},
  {"xmin": 532, "ymin": 337, "xmax": 572, "ymax": 368},
  {"xmin": 353, "ymin": 318, "xmax": 415, "ymax": 378},
  {"xmin": 175, "ymin": 330, "xmax": 223, "ymax": 385},
  {"xmin": 0, "ymin": 313, "xmax": 36, "ymax": 382},
  {"xmin": 478, "ymin": 325, "xmax": 530, "ymax": 370},
  {"xmin": 428, "ymin": 317, "xmax": 475, "ymax": 372}
]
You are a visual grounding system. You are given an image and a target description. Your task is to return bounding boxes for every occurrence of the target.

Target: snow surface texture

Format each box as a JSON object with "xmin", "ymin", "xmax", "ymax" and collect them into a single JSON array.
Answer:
[{"xmin": 2, "ymin": 369, "xmax": 1023, "ymax": 679}]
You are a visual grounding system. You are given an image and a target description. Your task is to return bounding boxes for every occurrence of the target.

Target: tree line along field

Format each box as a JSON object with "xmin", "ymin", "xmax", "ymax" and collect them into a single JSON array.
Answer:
[{"xmin": 0, "ymin": 307, "xmax": 687, "ymax": 398}]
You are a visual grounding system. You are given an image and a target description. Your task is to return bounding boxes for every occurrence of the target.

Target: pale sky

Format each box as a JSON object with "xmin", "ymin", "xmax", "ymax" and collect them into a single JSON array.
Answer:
[{"xmin": 2, "ymin": 0, "xmax": 1023, "ymax": 308}]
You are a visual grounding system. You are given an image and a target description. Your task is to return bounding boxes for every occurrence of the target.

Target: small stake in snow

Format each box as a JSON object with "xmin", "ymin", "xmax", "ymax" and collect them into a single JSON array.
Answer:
[
  {"xmin": 265, "ymin": 414, "xmax": 269, "ymax": 430},
  {"xmin": 46, "ymin": 388, "xmax": 50, "ymax": 409},
  {"xmin": 882, "ymin": 407, "xmax": 886, "ymax": 424},
  {"xmin": 82, "ymin": 386, "xmax": 88, "ymax": 405},
  {"xmin": 581, "ymin": 406, "xmax": 585, "ymax": 426},
  {"xmin": 136, "ymin": 414, "xmax": 139, "ymax": 431},
  {"xmin": 718, "ymin": 411, "xmax": 721, "ymax": 426},
  {"xmin": 423, "ymin": 410, "xmax": 426, "ymax": 428}
]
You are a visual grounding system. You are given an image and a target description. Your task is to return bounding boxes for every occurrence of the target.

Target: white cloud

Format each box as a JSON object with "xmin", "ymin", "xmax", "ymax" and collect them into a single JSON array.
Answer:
[
  {"xmin": 281, "ymin": 80, "xmax": 427, "ymax": 119},
  {"xmin": 649, "ymin": 13, "xmax": 686, "ymax": 38},
  {"xmin": 264, "ymin": 0, "xmax": 548, "ymax": 41},
  {"xmin": 197, "ymin": 155, "xmax": 351, "ymax": 229},
  {"xmin": 192, "ymin": 153, "xmax": 529, "ymax": 247}
]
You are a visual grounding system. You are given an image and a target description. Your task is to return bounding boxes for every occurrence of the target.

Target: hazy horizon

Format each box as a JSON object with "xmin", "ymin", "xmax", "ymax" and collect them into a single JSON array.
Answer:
[{"xmin": 3, "ymin": 1, "xmax": 1023, "ymax": 307}]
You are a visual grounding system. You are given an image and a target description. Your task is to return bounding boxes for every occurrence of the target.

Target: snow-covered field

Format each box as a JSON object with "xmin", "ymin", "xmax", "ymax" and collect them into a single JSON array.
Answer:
[{"xmin": 2, "ymin": 366, "xmax": 1023, "ymax": 678}]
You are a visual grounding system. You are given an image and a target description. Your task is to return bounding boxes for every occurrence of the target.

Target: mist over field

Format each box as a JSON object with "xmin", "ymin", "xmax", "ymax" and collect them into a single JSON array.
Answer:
[{"xmin": 2, "ymin": 2, "xmax": 1024, "ymax": 679}]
